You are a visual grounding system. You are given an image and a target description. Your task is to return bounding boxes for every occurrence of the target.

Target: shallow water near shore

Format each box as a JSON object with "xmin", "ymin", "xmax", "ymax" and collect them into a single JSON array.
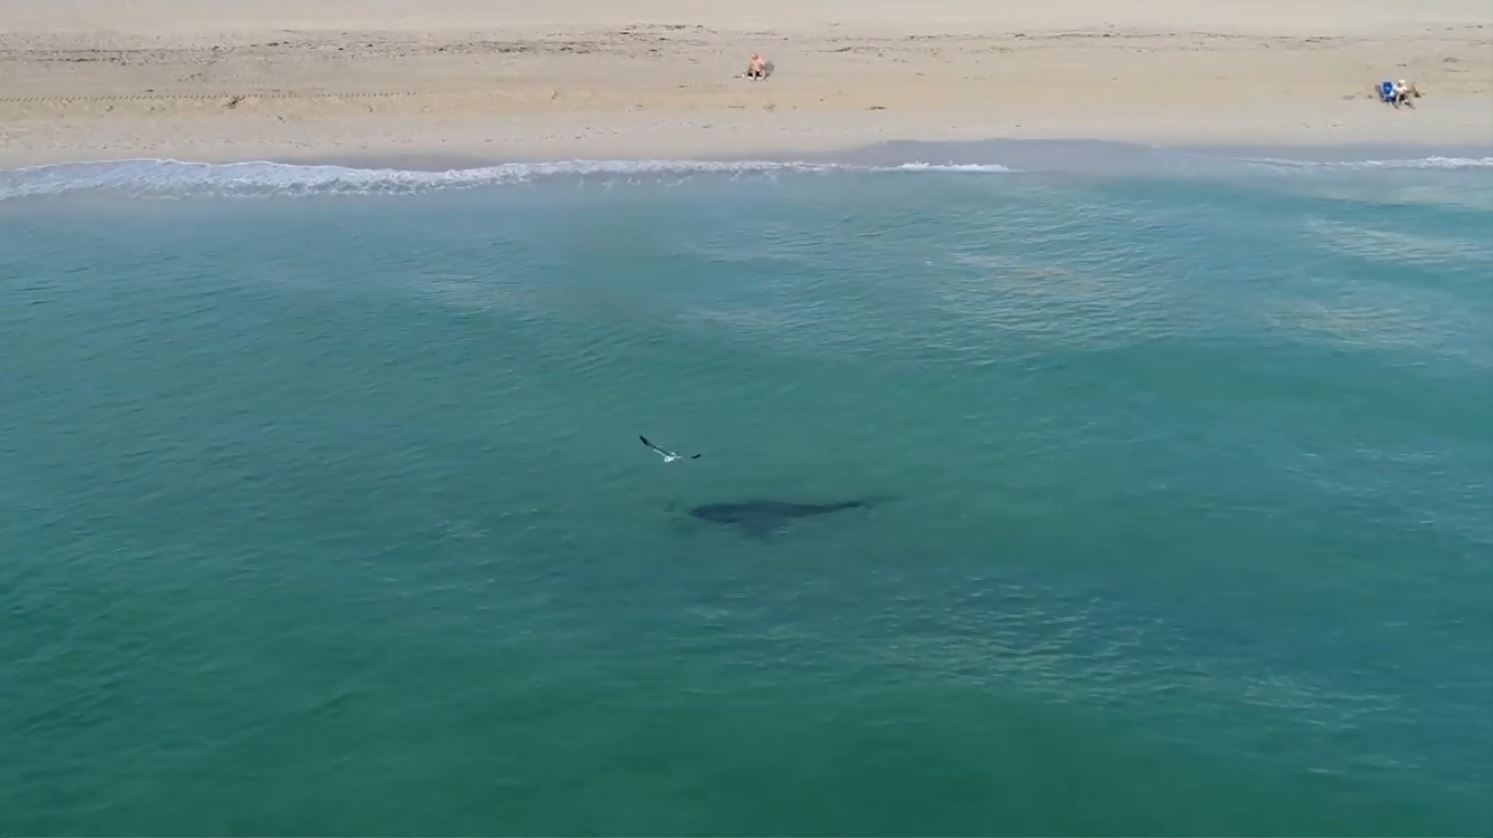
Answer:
[{"xmin": 3, "ymin": 144, "xmax": 1491, "ymax": 835}]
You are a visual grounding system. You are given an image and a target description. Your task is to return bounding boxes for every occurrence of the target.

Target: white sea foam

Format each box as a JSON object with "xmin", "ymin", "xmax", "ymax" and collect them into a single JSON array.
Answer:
[
  {"xmin": 0, "ymin": 158, "xmax": 849, "ymax": 200},
  {"xmin": 1243, "ymin": 155, "xmax": 1493, "ymax": 171},
  {"xmin": 0, "ymin": 157, "xmax": 1019, "ymax": 200},
  {"xmin": 1, "ymin": 151, "xmax": 1485, "ymax": 201},
  {"xmin": 890, "ymin": 162, "xmax": 1015, "ymax": 173}
]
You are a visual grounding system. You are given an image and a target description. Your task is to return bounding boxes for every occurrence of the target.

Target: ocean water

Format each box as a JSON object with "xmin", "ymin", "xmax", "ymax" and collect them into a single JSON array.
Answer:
[{"xmin": 2, "ymin": 147, "xmax": 1491, "ymax": 836}]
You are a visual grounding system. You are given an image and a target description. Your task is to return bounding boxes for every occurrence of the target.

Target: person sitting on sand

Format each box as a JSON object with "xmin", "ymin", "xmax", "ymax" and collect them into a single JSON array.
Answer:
[
  {"xmin": 746, "ymin": 52, "xmax": 768, "ymax": 80},
  {"xmin": 1393, "ymin": 79, "xmax": 1422, "ymax": 108}
]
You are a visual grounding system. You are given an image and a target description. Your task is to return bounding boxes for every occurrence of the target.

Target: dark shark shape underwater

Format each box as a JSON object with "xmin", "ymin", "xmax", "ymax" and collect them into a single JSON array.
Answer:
[{"xmin": 687, "ymin": 498, "xmax": 879, "ymax": 535}]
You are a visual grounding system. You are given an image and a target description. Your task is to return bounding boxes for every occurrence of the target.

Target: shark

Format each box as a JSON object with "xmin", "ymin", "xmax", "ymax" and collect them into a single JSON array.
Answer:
[{"xmin": 686, "ymin": 497, "xmax": 885, "ymax": 536}]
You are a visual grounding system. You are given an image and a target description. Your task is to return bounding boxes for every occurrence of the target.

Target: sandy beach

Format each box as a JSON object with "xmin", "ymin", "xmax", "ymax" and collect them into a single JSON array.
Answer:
[{"xmin": 1, "ymin": 0, "xmax": 1489, "ymax": 166}]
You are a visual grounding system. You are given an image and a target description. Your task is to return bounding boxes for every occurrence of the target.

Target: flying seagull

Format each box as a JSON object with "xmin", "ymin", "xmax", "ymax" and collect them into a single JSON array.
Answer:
[{"xmin": 640, "ymin": 435, "xmax": 701, "ymax": 463}]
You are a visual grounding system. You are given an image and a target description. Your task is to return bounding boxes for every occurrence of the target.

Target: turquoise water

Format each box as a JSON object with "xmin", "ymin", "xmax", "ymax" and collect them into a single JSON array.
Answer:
[{"xmin": 3, "ymin": 151, "xmax": 1491, "ymax": 835}]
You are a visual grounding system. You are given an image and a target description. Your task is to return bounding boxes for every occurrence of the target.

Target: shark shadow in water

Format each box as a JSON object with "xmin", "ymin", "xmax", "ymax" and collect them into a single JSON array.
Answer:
[{"xmin": 686, "ymin": 497, "xmax": 889, "ymax": 537}]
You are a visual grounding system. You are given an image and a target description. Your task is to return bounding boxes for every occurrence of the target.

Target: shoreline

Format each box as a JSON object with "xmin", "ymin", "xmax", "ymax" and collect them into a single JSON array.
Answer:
[
  {"xmin": 4, "ymin": 138, "xmax": 1489, "ymax": 203},
  {"xmin": 3, "ymin": 0, "xmax": 1490, "ymax": 170},
  {"xmin": 4, "ymin": 104, "xmax": 1492, "ymax": 171},
  {"xmin": 5, "ymin": 137, "xmax": 1491, "ymax": 175}
]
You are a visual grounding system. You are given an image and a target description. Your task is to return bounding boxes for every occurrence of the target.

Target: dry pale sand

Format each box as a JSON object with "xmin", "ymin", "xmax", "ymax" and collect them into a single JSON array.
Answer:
[{"xmin": 1, "ymin": 0, "xmax": 1489, "ymax": 166}]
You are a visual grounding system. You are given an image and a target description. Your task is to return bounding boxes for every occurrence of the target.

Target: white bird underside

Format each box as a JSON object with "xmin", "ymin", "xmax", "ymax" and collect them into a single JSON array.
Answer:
[{"xmin": 640, "ymin": 435, "xmax": 700, "ymax": 463}]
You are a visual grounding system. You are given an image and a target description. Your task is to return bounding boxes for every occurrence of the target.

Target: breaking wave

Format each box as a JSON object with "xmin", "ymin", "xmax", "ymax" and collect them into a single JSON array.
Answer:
[
  {"xmin": 0, "ymin": 158, "xmax": 1014, "ymax": 200},
  {"xmin": 2, "ymin": 150, "xmax": 1485, "ymax": 201},
  {"xmin": 1243, "ymin": 156, "xmax": 1493, "ymax": 171}
]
